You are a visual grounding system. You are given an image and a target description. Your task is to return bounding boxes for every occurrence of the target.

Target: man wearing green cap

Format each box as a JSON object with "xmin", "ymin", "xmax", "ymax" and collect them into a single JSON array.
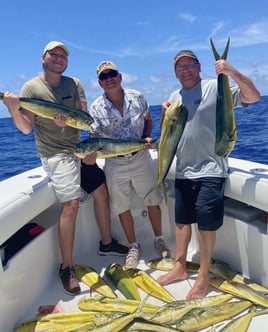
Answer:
[
  {"xmin": 4, "ymin": 41, "xmax": 85, "ymax": 295},
  {"xmin": 3, "ymin": 40, "xmax": 130, "ymax": 296}
]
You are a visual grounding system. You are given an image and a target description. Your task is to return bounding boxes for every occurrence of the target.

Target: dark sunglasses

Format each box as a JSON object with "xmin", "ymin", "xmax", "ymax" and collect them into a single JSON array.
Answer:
[{"xmin": 99, "ymin": 70, "xmax": 119, "ymax": 81}]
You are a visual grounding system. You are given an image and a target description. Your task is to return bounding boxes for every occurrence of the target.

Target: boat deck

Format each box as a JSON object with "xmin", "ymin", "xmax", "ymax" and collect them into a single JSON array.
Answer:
[
  {"xmin": 1, "ymin": 156, "xmax": 268, "ymax": 331},
  {"xmin": 17, "ymin": 236, "xmax": 268, "ymax": 332}
]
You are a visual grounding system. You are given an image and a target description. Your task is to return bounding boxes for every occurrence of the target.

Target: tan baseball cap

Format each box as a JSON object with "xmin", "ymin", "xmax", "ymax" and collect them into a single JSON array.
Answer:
[
  {"xmin": 96, "ymin": 61, "xmax": 118, "ymax": 77},
  {"xmin": 43, "ymin": 41, "xmax": 69, "ymax": 56}
]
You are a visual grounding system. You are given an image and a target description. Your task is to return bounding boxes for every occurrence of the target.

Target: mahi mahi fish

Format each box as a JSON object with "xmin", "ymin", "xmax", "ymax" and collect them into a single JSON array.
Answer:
[
  {"xmin": 210, "ymin": 258, "xmax": 268, "ymax": 293},
  {"xmin": 0, "ymin": 92, "xmax": 94, "ymax": 131},
  {"xmin": 74, "ymin": 137, "xmax": 157, "ymax": 159},
  {"xmin": 145, "ymin": 101, "xmax": 188, "ymax": 202},
  {"xmin": 209, "ymin": 277, "xmax": 268, "ymax": 308},
  {"xmin": 73, "ymin": 264, "xmax": 117, "ymax": 298},
  {"xmin": 146, "ymin": 258, "xmax": 200, "ymax": 273},
  {"xmin": 216, "ymin": 306, "xmax": 268, "ymax": 332},
  {"xmin": 176, "ymin": 300, "xmax": 252, "ymax": 332},
  {"xmin": 210, "ymin": 38, "xmax": 237, "ymax": 157}
]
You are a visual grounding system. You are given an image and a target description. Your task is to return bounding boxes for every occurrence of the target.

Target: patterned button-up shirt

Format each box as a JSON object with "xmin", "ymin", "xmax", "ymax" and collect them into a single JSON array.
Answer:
[{"xmin": 90, "ymin": 88, "xmax": 149, "ymax": 139}]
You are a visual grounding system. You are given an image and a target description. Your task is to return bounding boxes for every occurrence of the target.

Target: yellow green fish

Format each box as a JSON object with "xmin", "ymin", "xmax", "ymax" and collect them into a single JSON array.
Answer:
[
  {"xmin": 145, "ymin": 101, "xmax": 188, "ymax": 202},
  {"xmin": 151, "ymin": 293, "xmax": 233, "ymax": 325},
  {"xmin": 0, "ymin": 92, "xmax": 94, "ymax": 131},
  {"xmin": 127, "ymin": 268, "xmax": 176, "ymax": 303},
  {"xmin": 105, "ymin": 263, "xmax": 141, "ymax": 300},
  {"xmin": 176, "ymin": 300, "xmax": 252, "ymax": 331},
  {"xmin": 78, "ymin": 295, "xmax": 159, "ymax": 314},
  {"xmin": 209, "ymin": 277, "xmax": 268, "ymax": 308},
  {"xmin": 146, "ymin": 258, "xmax": 200, "ymax": 273},
  {"xmin": 74, "ymin": 137, "xmax": 157, "ymax": 159},
  {"xmin": 210, "ymin": 258, "xmax": 268, "ymax": 293},
  {"xmin": 73, "ymin": 264, "xmax": 117, "ymax": 298},
  {"xmin": 210, "ymin": 38, "xmax": 237, "ymax": 157}
]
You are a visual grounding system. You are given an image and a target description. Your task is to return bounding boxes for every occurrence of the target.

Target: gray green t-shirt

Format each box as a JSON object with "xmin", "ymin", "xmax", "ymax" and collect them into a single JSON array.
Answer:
[
  {"xmin": 20, "ymin": 75, "xmax": 86, "ymax": 158},
  {"xmin": 169, "ymin": 79, "xmax": 242, "ymax": 179}
]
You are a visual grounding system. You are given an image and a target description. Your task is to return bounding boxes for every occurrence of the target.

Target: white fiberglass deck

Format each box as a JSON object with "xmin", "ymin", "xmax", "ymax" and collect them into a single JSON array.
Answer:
[{"xmin": 1, "ymin": 154, "xmax": 268, "ymax": 331}]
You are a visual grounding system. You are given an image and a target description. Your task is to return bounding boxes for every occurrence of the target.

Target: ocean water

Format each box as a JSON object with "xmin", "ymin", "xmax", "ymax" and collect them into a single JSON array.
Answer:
[{"xmin": 1, "ymin": 96, "xmax": 267, "ymax": 182}]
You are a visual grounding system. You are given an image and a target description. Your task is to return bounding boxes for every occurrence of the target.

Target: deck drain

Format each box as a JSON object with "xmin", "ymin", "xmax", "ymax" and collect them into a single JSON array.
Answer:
[
  {"xmin": 250, "ymin": 168, "xmax": 268, "ymax": 173},
  {"xmin": 27, "ymin": 175, "xmax": 42, "ymax": 179}
]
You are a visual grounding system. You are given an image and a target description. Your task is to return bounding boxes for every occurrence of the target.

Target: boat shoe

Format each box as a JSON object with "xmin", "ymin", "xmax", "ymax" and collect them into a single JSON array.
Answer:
[
  {"xmin": 154, "ymin": 237, "xmax": 171, "ymax": 258},
  {"xmin": 124, "ymin": 245, "xmax": 141, "ymax": 269},
  {"xmin": 98, "ymin": 238, "xmax": 129, "ymax": 256},
  {"xmin": 59, "ymin": 264, "xmax": 81, "ymax": 295}
]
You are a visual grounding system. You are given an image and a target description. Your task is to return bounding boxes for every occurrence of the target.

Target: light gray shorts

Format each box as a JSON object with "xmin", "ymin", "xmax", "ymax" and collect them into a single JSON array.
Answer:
[
  {"xmin": 104, "ymin": 150, "xmax": 162, "ymax": 215},
  {"xmin": 41, "ymin": 154, "xmax": 81, "ymax": 203}
]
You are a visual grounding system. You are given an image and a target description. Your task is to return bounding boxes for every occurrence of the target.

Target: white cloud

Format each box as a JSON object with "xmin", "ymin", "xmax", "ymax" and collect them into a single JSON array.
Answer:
[
  {"xmin": 210, "ymin": 21, "xmax": 225, "ymax": 37},
  {"xmin": 149, "ymin": 75, "xmax": 161, "ymax": 83},
  {"xmin": 178, "ymin": 13, "xmax": 196, "ymax": 23},
  {"xmin": 122, "ymin": 72, "xmax": 138, "ymax": 84}
]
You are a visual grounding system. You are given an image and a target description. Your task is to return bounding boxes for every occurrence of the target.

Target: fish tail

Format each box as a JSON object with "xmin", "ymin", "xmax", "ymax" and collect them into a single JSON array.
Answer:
[
  {"xmin": 144, "ymin": 182, "xmax": 167, "ymax": 204},
  {"xmin": 210, "ymin": 38, "xmax": 230, "ymax": 60},
  {"xmin": 160, "ymin": 182, "xmax": 168, "ymax": 204},
  {"xmin": 144, "ymin": 185, "xmax": 157, "ymax": 200},
  {"xmin": 221, "ymin": 37, "xmax": 230, "ymax": 60},
  {"xmin": 210, "ymin": 38, "xmax": 220, "ymax": 60}
]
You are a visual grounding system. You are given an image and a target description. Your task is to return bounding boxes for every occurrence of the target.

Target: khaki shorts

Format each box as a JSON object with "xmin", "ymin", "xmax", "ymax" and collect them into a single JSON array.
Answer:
[
  {"xmin": 104, "ymin": 150, "xmax": 162, "ymax": 215},
  {"xmin": 42, "ymin": 154, "xmax": 81, "ymax": 203}
]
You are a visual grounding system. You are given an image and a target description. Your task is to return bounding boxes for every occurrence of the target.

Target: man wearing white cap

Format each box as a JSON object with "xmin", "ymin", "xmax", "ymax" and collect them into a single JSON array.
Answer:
[{"xmin": 88, "ymin": 60, "xmax": 171, "ymax": 269}]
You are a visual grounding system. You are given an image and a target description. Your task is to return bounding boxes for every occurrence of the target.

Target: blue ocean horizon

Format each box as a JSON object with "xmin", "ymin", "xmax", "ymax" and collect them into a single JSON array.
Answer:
[{"xmin": 1, "ymin": 96, "xmax": 267, "ymax": 182}]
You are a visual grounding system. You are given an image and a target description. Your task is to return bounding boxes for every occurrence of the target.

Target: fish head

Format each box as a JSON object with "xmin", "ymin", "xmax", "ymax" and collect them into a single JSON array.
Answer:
[
  {"xmin": 73, "ymin": 118, "xmax": 94, "ymax": 131},
  {"xmin": 66, "ymin": 112, "xmax": 94, "ymax": 131},
  {"xmin": 74, "ymin": 138, "xmax": 100, "ymax": 158},
  {"xmin": 165, "ymin": 101, "xmax": 188, "ymax": 123},
  {"xmin": 78, "ymin": 118, "xmax": 94, "ymax": 131}
]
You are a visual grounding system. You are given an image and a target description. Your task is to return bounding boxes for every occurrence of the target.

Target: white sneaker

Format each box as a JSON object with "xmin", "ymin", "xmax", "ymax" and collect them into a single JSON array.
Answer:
[
  {"xmin": 124, "ymin": 245, "xmax": 141, "ymax": 269},
  {"xmin": 154, "ymin": 238, "xmax": 171, "ymax": 258}
]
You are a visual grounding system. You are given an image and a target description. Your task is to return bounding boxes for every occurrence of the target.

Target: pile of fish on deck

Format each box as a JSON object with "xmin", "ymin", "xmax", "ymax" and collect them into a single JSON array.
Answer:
[{"xmin": 15, "ymin": 259, "xmax": 268, "ymax": 332}]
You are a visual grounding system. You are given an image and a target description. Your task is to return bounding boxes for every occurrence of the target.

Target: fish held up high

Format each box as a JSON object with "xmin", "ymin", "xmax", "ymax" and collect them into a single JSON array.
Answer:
[{"xmin": 210, "ymin": 38, "xmax": 237, "ymax": 157}]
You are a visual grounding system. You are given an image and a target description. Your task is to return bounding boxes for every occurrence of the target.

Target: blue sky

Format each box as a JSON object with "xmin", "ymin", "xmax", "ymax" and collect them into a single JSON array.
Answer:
[{"xmin": 1, "ymin": 0, "xmax": 268, "ymax": 118}]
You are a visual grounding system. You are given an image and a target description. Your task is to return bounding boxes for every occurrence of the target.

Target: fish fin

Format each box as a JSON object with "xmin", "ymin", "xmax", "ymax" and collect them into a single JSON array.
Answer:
[
  {"xmin": 136, "ymin": 294, "xmax": 150, "ymax": 312},
  {"xmin": 148, "ymin": 137, "xmax": 160, "ymax": 150},
  {"xmin": 151, "ymin": 137, "xmax": 160, "ymax": 144}
]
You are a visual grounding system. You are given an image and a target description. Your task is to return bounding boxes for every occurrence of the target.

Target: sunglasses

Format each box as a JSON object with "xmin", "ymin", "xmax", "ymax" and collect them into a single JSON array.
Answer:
[
  {"xmin": 99, "ymin": 70, "xmax": 119, "ymax": 81},
  {"xmin": 175, "ymin": 62, "xmax": 198, "ymax": 72}
]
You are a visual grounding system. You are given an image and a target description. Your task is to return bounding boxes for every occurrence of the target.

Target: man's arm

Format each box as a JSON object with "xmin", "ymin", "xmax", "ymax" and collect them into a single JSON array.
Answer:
[
  {"xmin": 3, "ymin": 92, "xmax": 34, "ymax": 134},
  {"xmin": 215, "ymin": 60, "xmax": 260, "ymax": 104}
]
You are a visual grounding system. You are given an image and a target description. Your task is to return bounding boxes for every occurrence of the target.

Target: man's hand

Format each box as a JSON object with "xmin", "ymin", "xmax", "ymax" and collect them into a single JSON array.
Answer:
[{"xmin": 82, "ymin": 151, "xmax": 97, "ymax": 165}]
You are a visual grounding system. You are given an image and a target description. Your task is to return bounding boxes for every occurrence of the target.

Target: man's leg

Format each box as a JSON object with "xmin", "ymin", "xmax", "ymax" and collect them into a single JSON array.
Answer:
[
  {"xmin": 186, "ymin": 230, "xmax": 215, "ymax": 299},
  {"xmin": 58, "ymin": 198, "xmax": 80, "ymax": 295},
  {"xmin": 157, "ymin": 223, "xmax": 190, "ymax": 285},
  {"xmin": 91, "ymin": 183, "xmax": 112, "ymax": 244}
]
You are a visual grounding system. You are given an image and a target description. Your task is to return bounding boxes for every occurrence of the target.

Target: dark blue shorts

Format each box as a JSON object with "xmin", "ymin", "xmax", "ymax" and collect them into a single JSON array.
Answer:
[
  {"xmin": 175, "ymin": 177, "xmax": 226, "ymax": 231},
  {"xmin": 80, "ymin": 161, "xmax": 106, "ymax": 194}
]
